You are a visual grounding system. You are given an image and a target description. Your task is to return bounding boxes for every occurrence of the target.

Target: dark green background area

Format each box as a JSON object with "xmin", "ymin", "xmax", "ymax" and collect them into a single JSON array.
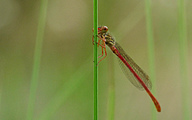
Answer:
[{"xmin": 0, "ymin": 0, "xmax": 192, "ymax": 120}]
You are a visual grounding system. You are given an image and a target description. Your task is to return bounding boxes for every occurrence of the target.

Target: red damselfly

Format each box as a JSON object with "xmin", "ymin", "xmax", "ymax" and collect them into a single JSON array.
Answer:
[{"xmin": 93, "ymin": 26, "xmax": 161, "ymax": 112}]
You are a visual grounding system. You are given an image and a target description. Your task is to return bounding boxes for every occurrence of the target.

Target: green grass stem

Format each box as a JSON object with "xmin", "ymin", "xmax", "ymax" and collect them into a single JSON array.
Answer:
[
  {"xmin": 26, "ymin": 0, "xmax": 48, "ymax": 120},
  {"xmin": 144, "ymin": 0, "xmax": 158, "ymax": 119},
  {"xmin": 177, "ymin": 0, "xmax": 190, "ymax": 119},
  {"xmin": 93, "ymin": 0, "xmax": 98, "ymax": 120}
]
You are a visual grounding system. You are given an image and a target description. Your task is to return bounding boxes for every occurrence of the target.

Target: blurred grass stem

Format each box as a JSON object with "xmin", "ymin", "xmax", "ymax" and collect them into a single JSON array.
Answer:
[
  {"xmin": 145, "ymin": 0, "xmax": 158, "ymax": 118},
  {"xmin": 177, "ymin": 0, "xmax": 190, "ymax": 119},
  {"xmin": 107, "ymin": 54, "xmax": 115, "ymax": 120},
  {"xmin": 37, "ymin": 58, "xmax": 92, "ymax": 120},
  {"xmin": 26, "ymin": 0, "xmax": 48, "ymax": 120}
]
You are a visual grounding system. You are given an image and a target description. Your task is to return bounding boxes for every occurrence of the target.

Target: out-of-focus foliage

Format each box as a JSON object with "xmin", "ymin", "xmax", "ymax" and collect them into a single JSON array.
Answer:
[{"xmin": 0, "ymin": 0, "xmax": 191, "ymax": 120}]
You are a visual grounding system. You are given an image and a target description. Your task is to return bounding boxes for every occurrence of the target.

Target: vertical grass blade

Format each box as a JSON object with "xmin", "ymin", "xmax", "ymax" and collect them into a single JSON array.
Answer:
[
  {"xmin": 177, "ymin": 0, "xmax": 190, "ymax": 120},
  {"xmin": 93, "ymin": 0, "xmax": 98, "ymax": 120},
  {"xmin": 144, "ymin": 0, "xmax": 158, "ymax": 119},
  {"xmin": 107, "ymin": 55, "xmax": 115, "ymax": 120},
  {"xmin": 26, "ymin": 0, "xmax": 48, "ymax": 120}
]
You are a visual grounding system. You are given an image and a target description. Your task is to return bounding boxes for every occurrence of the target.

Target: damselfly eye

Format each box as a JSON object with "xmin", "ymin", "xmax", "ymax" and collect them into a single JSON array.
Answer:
[{"xmin": 103, "ymin": 26, "xmax": 108, "ymax": 31}]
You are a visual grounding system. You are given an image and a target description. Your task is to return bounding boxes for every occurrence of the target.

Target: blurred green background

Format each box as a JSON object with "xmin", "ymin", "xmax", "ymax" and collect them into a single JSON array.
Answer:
[{"xmin": 0, "ymin": 0, "xmax": 192, "ymax": 120}]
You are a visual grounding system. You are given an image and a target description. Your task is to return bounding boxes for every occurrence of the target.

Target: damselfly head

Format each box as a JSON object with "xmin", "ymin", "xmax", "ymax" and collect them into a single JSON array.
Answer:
[{"xmin": 98, "ymin": 26, "xmax": 108, "ymax": 35}]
